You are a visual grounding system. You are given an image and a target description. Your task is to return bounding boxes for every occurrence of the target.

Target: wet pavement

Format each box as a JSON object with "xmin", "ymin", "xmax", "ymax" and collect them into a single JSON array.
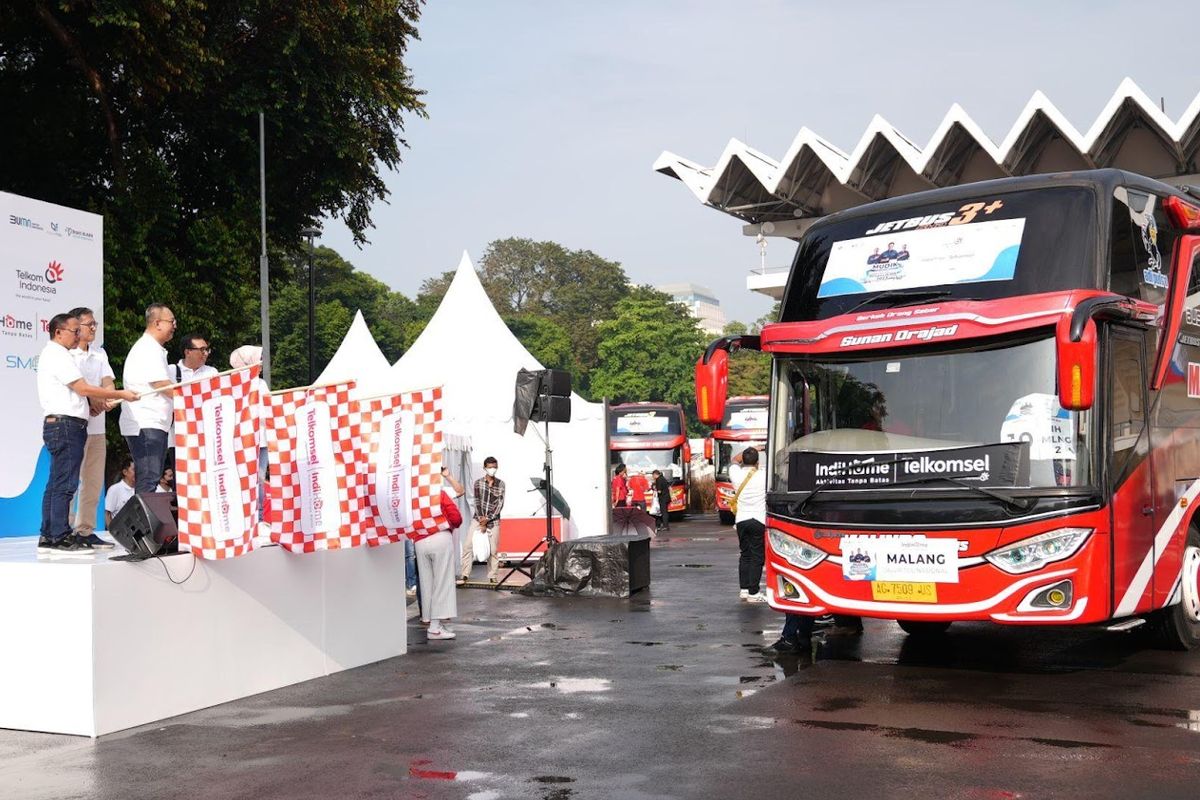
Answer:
[{"xmin": 4, "ymin": 514, "xmax": 1200, "ymax": 799}]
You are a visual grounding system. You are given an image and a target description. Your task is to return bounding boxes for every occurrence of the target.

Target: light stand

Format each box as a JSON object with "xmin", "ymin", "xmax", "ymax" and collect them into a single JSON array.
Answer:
[{"xmin": 494, "ymin": 418, "xmax": 558, "ymax": 589}]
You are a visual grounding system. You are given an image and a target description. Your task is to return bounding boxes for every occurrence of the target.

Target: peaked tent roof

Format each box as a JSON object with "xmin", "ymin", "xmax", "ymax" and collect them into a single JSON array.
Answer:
[
  {"xmin": 315, "ymin": 309, "xmax": 392, "ymax": 398},
  {"xmin": 655, "ymin": 79, "xmax": 1200, "ymax": 230},
  {"xmin": 382, "ymin": 252, "xmax": 608, "ymax": 536}
]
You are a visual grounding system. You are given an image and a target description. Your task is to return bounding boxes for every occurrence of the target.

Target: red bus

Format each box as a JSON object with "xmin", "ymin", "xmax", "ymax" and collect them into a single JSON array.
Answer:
[
  {"xmin": 709, "ymin": 395, "xmax": 769, "ymax": 524},
  {"xmin": 696, "ymin": 169, "xmax": 1200, "ymax": 649},
  {"xmin": 610, "ymin": 402, "xmax": 691, "ymax": 514}
]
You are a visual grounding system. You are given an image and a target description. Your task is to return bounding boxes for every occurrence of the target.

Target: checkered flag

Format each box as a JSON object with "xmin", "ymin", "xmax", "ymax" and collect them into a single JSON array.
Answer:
[
  {"xmin": 359, "ymin": 387, "xmax": 448, "ymax": 546},
  {"xmin": 265, "ymin": 380, "xmax": 372, "ymax": 553},
  {"xmin": 173, "ymin": 366, "xmax": 262, "ymax": 559}
]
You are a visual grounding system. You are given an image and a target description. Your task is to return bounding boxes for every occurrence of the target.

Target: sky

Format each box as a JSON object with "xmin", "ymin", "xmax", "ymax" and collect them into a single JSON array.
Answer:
[{"xmin": 318, "ymin": 0, "xmax": 1200, "ymax": 325}]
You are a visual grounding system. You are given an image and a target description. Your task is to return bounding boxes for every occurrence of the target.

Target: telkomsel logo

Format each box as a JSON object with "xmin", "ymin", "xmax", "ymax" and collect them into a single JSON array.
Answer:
[{"xmin": 8, "ymin": 215, "xmax": 43, "ymax": 232}]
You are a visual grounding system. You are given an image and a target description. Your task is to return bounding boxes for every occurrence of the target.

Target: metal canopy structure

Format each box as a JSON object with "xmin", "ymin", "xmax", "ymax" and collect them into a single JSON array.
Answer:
[{"xmin": 655, "ymin": 79, "xmax": 1200, "ymax": 240}]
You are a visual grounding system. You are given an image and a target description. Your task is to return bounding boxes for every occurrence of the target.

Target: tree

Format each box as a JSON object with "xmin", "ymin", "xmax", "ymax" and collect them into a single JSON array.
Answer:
[
  {"xmin": 590, "ymin": 287, "xmax": 705, "ymax": 415},
  {"xmin": 505, "ymin": 315, "xmax": 573, "ymax": 373},
  {"xmin": 478, "ymin": 238, "xmax": 629, "ymax": 392},
  {"xmin": 720, "ymin": 320, "xmax": 770, "ymax": 396},
  {"xmin": 0, "ymin": 0, "xmax": 426, "ymax": 380}
]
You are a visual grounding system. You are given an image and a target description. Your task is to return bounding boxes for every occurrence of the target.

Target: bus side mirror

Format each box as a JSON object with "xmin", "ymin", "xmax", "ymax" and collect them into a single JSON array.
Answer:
[
  {"xmin": 695, "ymin": 349, "xmax": 729, "ymax": 426},
  {"xmin": 683, "ymin": 441, "xmax": 692, "ymax": 463},
  {"xmin": 704, "ymin": 437, "xmax": 713, "ymax": 461},
  {"xmin": 1056, "ymin": 314, "xmax": 1097, "ymax": 411}
]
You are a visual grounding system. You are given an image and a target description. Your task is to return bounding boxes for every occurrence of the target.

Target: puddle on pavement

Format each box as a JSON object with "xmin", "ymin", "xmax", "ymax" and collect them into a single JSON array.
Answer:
[
  {"xmin": 656, "ymin": 664, "xmax": 684, "ymax": 671},
  {"xmin": 626, "ymin": 641, "xmax": 664, "ymax": 646},
  {"xmin": 526, "ymin": 678, "xmax": 612, "ymax": 694},
  {"xmin": 813, "ymin": 696, "xmax": 864, "ymax": 712}
]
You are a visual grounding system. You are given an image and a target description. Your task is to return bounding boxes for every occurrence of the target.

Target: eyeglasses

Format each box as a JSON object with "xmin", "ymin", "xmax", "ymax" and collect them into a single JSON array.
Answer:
[
  {"xmin": 80, "ymin": 321, "xmax": 97, "ymax": 329},
  {"xmin": 65, "ymin": 328, "xmax": 81, "ymax": 336},
  {"xmin": 186, "ymin": 346, "xmax": 211, "ymax": 353},
  {"xmin": 155, "ymin": 317, "xmax": 177, "ymax": 327}
]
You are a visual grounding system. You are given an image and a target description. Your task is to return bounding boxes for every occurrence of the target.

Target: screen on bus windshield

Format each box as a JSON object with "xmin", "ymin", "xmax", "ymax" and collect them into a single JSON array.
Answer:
[
  {"xmin": 611, "ymin": 410, "xmax": 681, "ymax": 436},
  {"xmin": 782, "ymin": 187, "xmax": 1097, "ymax": 321}
]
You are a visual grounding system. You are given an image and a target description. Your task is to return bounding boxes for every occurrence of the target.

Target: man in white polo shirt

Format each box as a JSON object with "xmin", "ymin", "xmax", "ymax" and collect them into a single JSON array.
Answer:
[
  {"xmin": 38, "ymin": 313, "xmax": 137, "ymax": 556},
  {"xmin": 121, "ymin": 303, "xmax": 177, "ymax": 495},
  {"xmin": 67, "ymin": 305, "xmax": 116, "ymax": 548},
  {"xmin": 173, "ymin": 333, "xmax": 218, "ymax": 384}
]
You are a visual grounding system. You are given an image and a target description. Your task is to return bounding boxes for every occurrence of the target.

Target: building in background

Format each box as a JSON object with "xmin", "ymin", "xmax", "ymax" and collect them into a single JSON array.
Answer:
[
  {"xmin": 656, "ymin": 282, "xmax": 727, "ymax": 335},
  {"xmin": 656, "ymin": 80, "xmax": 1200, "ymax": 300}
]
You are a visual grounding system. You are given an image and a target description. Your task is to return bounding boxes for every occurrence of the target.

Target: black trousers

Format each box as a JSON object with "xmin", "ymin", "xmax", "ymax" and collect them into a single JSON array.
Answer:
[{"xmin": 736, "ymin": 518, "xmax": 766, "ymax": 592}]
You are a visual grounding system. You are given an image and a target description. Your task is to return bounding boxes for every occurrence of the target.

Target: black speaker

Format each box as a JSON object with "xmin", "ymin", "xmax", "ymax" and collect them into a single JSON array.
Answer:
[
  {"xmin": 532, "ymin": 394, "xmax": 571, "ymax": 423},
  {"xmin": 109, "ymin": 492, "xmax": 179, "ymax": 558},
  {"xmin": 538, "ymin": 368, "xmax": 572, "ymax": 397}
]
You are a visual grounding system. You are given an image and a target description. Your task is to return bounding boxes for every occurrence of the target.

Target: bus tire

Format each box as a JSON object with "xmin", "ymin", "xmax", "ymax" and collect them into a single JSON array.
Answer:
[
  {"xmin": 1147, "ymin": 527, "xmax": 1200, "ymax": 651},
  {"xmin": 897, "ymin": 620, "xmax": 951, "ymax": 637},
  {"xmin": 718, "ymin": 510, "xmax": 735, "ymax": 525}
]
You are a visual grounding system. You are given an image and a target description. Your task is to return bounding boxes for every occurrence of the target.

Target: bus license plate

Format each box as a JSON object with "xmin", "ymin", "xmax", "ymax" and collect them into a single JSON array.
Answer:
[{"xmin": 871, "ymin": 582, "xmax": 937, "ymax": 603}]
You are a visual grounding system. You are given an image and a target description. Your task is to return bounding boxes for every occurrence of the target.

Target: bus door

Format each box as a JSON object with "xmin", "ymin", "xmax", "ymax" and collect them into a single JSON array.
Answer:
[{"xmin": 1108, "ymin": 327, "xmax": 1156, "ymax": 616}]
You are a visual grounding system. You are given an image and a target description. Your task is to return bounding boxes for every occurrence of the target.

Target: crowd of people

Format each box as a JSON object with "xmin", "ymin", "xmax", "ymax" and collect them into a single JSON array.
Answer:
[
  {"xmin": 35, "ymin": 303, "xmax": 850, "ymax": 651},
  {"xmin": 36, "ymin": 302, "xmax": 222, "ymax": 556}
]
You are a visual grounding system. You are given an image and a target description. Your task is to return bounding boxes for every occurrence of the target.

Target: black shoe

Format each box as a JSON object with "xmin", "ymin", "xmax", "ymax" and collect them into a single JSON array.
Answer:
[
  {"xmin": 46, "ymin": 534, "xmax": 96, "ymax": 557},
  {"xmin": 36, "ymin": 536, "xmax": 55, "ymax": 555},
  {"xmin": 813, "ymin": 614, "xmax": 835, "ymax": 628},
  {"xmin": 771, "ymin": 636, "xmax": 809, "ymax": 654},
  {"xmin": 77, "ymin": 532, "xmax": 115, "ymax": 550}
]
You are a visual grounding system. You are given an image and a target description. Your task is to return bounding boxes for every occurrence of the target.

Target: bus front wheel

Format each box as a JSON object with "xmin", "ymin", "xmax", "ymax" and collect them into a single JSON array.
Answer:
[
  {"xmin": 897, "ymin": 620, "xmax": 951, "ymax": 637},
  {"xmin": 1148, "ymin": 528, "xmax": 1200, "ymax": 651}
]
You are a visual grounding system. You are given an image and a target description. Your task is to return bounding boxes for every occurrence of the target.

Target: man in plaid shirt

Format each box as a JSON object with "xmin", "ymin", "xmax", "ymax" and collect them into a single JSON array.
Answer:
[{"xmin": 459, "ymin": 456, "xmax": 506, "ymax": 583}]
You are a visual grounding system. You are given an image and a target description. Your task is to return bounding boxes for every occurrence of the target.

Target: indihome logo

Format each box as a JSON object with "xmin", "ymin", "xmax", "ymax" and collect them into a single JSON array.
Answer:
[{"xmin": 0, "ymin": 314, "xmax": 36, "ymax": 338}]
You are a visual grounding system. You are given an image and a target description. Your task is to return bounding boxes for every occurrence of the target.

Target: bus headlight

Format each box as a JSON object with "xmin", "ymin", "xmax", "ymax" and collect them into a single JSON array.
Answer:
[
  {"xmin": 984, "ymin": 527, "xmax": 1092, "ymax": 574},
  {"xmin": 767, "ymin": 529, "xmax": 827, "ymax": 569}
]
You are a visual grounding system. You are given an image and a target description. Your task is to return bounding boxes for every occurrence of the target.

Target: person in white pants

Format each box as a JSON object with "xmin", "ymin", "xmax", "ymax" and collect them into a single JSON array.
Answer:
[{"xmin": 417, "ymin": 468, "xmax": 465, "ymax": 640}]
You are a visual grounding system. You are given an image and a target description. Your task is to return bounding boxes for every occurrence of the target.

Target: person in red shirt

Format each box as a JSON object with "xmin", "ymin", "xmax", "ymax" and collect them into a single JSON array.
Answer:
[
  {"xmin": 628, "ymin": 470, "xmax": 649, "ymax": 511},
  {"xmin": 611, "ymin": 463, "xmax": 629, "ymax": 507},
  {"xmin": 412, "ymin": 466, "xmax": 464, "ymax": 641}
]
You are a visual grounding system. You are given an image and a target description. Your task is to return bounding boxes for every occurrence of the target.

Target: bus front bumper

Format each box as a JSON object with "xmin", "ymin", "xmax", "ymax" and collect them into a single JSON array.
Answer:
[{"xmin": 763, "ymin": 531, "xmax": 1109, "ymax": 625}]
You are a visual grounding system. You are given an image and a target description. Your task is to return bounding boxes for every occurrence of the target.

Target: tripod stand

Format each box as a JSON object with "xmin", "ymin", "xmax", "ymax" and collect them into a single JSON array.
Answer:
[{"xmin": 494, "ymin": 418, "xmax": 558, "ymax": 589}]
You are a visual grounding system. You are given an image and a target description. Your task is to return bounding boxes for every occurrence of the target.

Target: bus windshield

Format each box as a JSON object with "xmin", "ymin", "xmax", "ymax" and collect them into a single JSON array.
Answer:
[
  {"xmin": 781, "ymin": 187, "xmax": 1098, "ymax": 321},
  {"xmin": 716, "ymin": 440, "xmax": 766, "ymax": 481},
  {"xmin": 721, "ymin": 402, "xmax": 768, "ymax": 431},
  {"xmin": 612, "ymin": 448, "xmax": 684, "ymax": 480},
  {"xmin": 771, "ymin": 335, "xmax": 1093, "ymax": 494}
]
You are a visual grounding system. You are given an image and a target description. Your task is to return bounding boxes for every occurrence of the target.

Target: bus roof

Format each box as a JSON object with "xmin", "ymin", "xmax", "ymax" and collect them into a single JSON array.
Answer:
[{"xmin": 808, "ymin": 169, "xmax": 1190, "ymax": 232}]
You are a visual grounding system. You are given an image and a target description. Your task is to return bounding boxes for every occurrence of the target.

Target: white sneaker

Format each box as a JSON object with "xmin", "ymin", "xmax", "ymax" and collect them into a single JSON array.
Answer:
[
  {"xmin": 744, "ymin": 592, "xmax": 769, "ymax": 604},
  {"xmin": 427, "ymin": 626, "xmax": 456, "ymax": 640},
  {"xmin": 739, "ymin": 589, "xmax": 751, "ymax": 601}
]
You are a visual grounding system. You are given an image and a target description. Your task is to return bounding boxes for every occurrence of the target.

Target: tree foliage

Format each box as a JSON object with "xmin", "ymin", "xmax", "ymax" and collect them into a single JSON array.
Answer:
[
  {"xmin": 0, "ymin": 0, "xmax": 425, "ymax": 378},
  {"xmin": 590, "ymin": 287, "xmax": 706, "ymax": 422},
  {"xmin": 477, "ymin": 237, "xmax": 628, "ymax": 393}
]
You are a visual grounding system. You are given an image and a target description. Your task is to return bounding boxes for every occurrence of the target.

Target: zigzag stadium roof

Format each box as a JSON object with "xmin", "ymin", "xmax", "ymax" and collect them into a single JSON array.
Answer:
[{"xmin": 655, "ymin": 79, "xmax": 1200, "ymax": 235}]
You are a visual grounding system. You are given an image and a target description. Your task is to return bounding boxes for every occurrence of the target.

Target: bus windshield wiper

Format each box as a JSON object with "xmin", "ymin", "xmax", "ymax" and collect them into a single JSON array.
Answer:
[
  {"xmin": 842, "ymin": 289, "xmax": 954, "ymax": 315},
  {"xmin": 888, "ymin": 472, "xmax": 1035, "ymax": 512}
]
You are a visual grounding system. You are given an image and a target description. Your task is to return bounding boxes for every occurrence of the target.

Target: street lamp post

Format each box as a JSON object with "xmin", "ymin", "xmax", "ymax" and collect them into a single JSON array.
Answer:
[{"xmin": 301, "ymin": 226, "xmax": 321, "ymax": 384}]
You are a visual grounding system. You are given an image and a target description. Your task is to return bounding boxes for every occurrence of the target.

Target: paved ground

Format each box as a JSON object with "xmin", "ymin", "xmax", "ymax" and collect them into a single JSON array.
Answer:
[{"xmin": 4, "ymin": 514, "xmax": 1200, "ymax": 799}]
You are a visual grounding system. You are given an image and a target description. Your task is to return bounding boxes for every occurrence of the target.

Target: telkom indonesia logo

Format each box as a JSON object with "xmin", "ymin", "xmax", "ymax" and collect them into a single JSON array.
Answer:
[{"xmin": 44, "ymin": 261, "xmax": 64, "ymax": 284}]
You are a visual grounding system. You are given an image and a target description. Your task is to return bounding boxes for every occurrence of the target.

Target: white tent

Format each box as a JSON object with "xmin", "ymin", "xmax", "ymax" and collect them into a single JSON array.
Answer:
[
  {"xmin": 382, "ymin": 252, "xmax": 608, "ymax": 539},
  {"xmin": 315, "ymin": 309, "xmax": 392, "ymax": 397}
]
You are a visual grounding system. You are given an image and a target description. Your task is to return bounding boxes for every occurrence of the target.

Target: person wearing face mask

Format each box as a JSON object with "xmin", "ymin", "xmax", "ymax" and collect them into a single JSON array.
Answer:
[{"xmin": 459, "ymin": 456, "xmax": 505, "ymax": 583}]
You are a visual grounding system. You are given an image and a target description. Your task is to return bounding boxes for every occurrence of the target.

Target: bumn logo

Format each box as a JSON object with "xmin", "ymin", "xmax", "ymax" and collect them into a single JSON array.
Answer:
[
  {"xmin": 8, "ymin": 215, "xmax": 43, "ymax": 231},
  {"xmin": 44, "ymin": 261, "xmax": 64, "ymax": 284}
]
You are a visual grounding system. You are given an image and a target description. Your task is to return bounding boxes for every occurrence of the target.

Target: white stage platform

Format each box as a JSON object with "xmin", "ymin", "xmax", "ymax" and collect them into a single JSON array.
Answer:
[{"xmin": 0, "ymin": 536, "xmax": 407, "ymax": 737}]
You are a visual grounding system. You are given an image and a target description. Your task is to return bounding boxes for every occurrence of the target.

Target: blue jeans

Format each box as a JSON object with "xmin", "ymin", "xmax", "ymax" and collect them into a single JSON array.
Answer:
[
  {"xmin": 125, "ymin": 428, "xmax": 169, "ymax": 495},
  {"xmin": 404, "ymin": 537, "xmax": 418, "ymax": 590},
  {"xmin": 41, "ymin": 416, "xmax": 88, "ymax": 542}
]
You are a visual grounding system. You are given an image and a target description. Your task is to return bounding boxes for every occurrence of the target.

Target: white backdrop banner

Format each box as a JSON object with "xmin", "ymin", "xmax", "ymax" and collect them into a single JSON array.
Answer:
[{"xmin": 0, "ymin": 192, "xmax": 103, "ymax": 536}]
